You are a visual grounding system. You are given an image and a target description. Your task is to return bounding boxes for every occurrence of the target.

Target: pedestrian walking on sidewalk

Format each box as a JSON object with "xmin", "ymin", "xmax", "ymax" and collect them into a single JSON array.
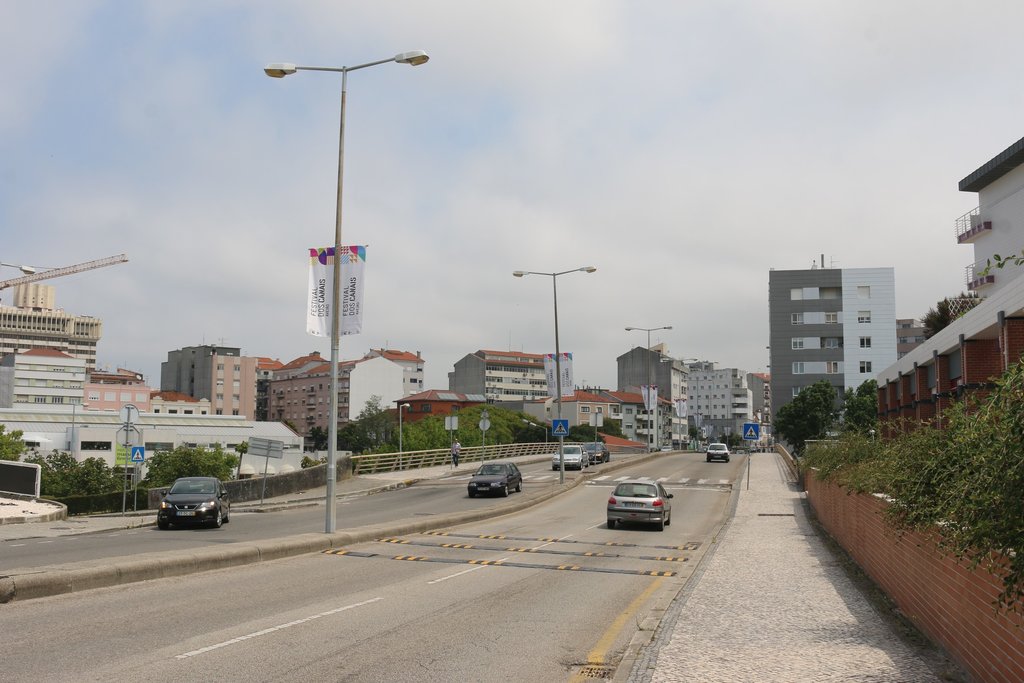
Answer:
[{"xmin": 450, "ymin": 439, "xmax": 461, "ymax": 468}]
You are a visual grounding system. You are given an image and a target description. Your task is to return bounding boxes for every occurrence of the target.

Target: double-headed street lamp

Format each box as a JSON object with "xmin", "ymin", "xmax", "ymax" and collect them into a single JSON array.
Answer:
[
  {"xmin": 514, "ymin": 266, "xmax": 596, "ymax": 484},
  {"xmin": 625, "ymin": 325, "xmax": 672, "ymax": 451},
  {"xmin": 266, "ymin": 50, "xmax": 429, "ymax": 534}
]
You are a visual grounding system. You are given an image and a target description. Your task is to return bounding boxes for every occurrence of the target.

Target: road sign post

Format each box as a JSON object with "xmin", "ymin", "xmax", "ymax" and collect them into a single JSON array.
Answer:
[{"xmin": 742, "ymin": 422, "xmax": 760, "ymax": 490}]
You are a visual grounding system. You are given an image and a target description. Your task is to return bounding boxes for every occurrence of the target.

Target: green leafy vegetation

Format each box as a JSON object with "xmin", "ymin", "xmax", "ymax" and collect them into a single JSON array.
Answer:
[
  {"xmin": 23, "ymin": 450, "xmax": 122, "ymax": 497},
  {"xmin": 802, "ymin": 361, "xmax": 1024, "ymax": 612},
  {"xmin": 141, "ymin": 444, "xmax": 237, "ymax": 487},
  {"xmin": 0, "ymin": 424, "xmax": 25, "ymax": 461}
]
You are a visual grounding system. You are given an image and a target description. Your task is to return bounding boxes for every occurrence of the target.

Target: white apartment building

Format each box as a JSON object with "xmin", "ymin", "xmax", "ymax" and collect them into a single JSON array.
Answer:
[
  {"xmin": 0, "ymin": 347, "xmax": 87, "ymax": 409},
  {"xmin": 364, "ymin": 349, "xmax": 425, "ymax": 396},
  {"xmin": 449, "ymin": 349, "xmax": 549, "ymax": 402},
  {"xmin": 686, "ymin": 362, "xmax": 755, "ymax": 441},
  {"xmin": 0, "ymin": 284, "xmax": 102, "ymax": 372}
]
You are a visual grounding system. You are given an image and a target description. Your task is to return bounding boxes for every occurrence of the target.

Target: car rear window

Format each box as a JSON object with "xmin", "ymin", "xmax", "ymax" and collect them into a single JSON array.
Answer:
[{"xmin": 614, "ymin": 483, "xmax": 658, "ymax": 498}]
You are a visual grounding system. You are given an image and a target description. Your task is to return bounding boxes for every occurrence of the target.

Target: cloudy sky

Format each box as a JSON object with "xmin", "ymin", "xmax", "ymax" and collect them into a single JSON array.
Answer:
[{"xmin": 3, "ymin": 1, "xmax": 1023, "ymax": 392}]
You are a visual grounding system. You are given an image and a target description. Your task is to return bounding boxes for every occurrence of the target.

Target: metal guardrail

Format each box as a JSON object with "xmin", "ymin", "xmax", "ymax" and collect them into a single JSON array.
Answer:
[{"xmin": 351, "ymin": 442, "xmax": 559, "ymax": 475}]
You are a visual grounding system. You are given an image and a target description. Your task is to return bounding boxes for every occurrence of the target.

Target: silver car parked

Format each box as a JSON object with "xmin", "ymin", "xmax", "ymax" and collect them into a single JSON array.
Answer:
[
  {"xmin": 606, "ymin": 480, "xmax": 673, "ymax": 530},
  {"xmin": 551, "ymin": 444, "xmax": 587, "ymax": 470}
]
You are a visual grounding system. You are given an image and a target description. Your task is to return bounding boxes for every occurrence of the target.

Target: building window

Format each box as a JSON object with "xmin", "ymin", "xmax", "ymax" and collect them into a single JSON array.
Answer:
[
  {"xmin": 792, "ymin": 387, "xmax": 802, "ymax": 397},
  {"xmin": 825, "ymin": 312, "xmax": 838, "ymax": 324},
  {"xmin": 826, "ymin": 361, "xmax": 840, "ymax": 374},
  {"xmin": 790, "ymin": 288, "xmax": 803, "ymax": 300},
  {"xmin": 858, "ymin": 311, "xmax": 871, "ymax": 323},
  {"xmin": 791, "ymin": 338, "xmax": 804, "ymax": 350},
  {"xmin": 859, "ymin": 361, "xmax": 873, "ymax": 373},
  {"xmin": 823, "ymin": 337, "xmax": 841, "ymax": 349},
  {"xmin": 580, "ymin": 405, "xmax": 591, "ymax": 413},
  {"xmin": 820, "ymin": 287, "xmax": 840, "ymax": 299},
  {"xmin": 859, "ymin": 337, "xmax": 871, "ymax": 348},
  {"xmin": 791, "ymin": 313, "xmax": 803, "ymax": 325},
  {"xmin": 792, "ymin": 362, "xmax": 805, "ymax": 374}
]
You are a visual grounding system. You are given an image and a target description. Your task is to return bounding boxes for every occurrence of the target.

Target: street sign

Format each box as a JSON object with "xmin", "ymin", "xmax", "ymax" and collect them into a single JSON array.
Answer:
[
  {"xmin": 445, "ymin": 416, "xmax": 458, "ymax": 431},
  {"xmin": 588, "ymin": 413, "xmax": 604, "ymax": 427},
  {"xmin": 743, "ymin": 422, "xmax": 760, "ymax": 440},
  {"xmin": 478, "ymin": 418, "xmax": 491, "ymax": 431},
  {"xmin": 129, "ymin": 446, "xmax": 145, "ymax": 463},
  {"xmin": 248, "ymin": 437, "xmax": 284, "ymax": 459},
  {"xmin": 552, "ymin": 419, "xmax": 569, "ymax": 437}
]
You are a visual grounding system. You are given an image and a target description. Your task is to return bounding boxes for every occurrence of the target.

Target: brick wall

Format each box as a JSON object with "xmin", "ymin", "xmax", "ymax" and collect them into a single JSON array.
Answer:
[{"xmin": 806, "ymin": 472, "xmax": 1024, "ymax": 683}]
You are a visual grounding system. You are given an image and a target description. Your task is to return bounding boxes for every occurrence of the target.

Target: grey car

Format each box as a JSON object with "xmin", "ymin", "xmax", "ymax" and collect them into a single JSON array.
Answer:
[
  {"xmin": 583, "ymin": 442, "xmax": 610, "ymax": 464},
  {"xmin": 606, "ymin": 479, "xmax": 673, "ymax": 530},
  {"xmin": 551, "ymin": 444, "xmax": 588, "ymax": 470}
]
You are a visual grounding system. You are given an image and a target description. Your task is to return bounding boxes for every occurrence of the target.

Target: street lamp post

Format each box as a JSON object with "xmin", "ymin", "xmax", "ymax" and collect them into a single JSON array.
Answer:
[
  {"xmin": 266, "ymin": 50, "xmax": 429, "ymax": 534},
  {"xmin": 514, "ymin": 266, "xmax": 597, "ymax": 484},
  {"xmin": 398, "ymin": 403, "xmax": 411, "ymax": 469},
  {"xmin": 625, "ymin": 325, "xmax": 672, "ymax": 451}
]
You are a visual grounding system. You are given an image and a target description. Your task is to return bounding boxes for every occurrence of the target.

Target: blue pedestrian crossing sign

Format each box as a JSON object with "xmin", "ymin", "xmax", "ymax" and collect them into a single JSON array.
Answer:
[
  {"xmin": 551, "ymin": 419, "xmax": 570, "ymax": 437},
  {"xmin": 130, "ymin": 446, "xmax": 146, "ymax": 463},
  {"xmin": 742, "ymin": 423, "xmax": 760, "ymax": 441}
]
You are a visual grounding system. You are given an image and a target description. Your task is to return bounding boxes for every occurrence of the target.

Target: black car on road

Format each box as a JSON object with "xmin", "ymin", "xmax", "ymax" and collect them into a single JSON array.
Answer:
[
  {"xmin": 157, "ymin": 476, "xmax": 231, "ymax": 529},
  {"xmin": 583, "ymin": 442, "xmax": 610, "ymax": 464},
  {"xmin": 467, "ymin": 462, "xmax": 523, "ymax": 497}
]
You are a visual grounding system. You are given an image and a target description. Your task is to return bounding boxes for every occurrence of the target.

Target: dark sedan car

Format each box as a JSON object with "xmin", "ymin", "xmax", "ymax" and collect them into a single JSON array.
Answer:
[
  {"xmin": 157, "ymin": 476, "xmax": 231, "ymax": 529},
  {"xmin": 467, "ymin": 462, "xmax": 523, "ymax": 497},
  {"xmin": 583, "ymin": 442, "xmax": 610, "ymax": 464}
]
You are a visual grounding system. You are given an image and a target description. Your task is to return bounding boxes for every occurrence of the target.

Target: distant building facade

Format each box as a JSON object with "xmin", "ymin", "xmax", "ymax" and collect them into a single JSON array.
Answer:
[
  {"xmin": 449, "ymin": 349, "xmax": 548, "ymax": 402},
  {"xmin": 0, "ymin": 284, "xmax": 102, "ymax": 372},
  {"xmin": 85, "ymin": 367, "xmax": 153, "ymax": 413},
  {"xmin": 160, "ymin": 345, "xmax": 257, "ymax": 419},
  {"xmin": 896, "ymin": 319, "xmax": 927, "ymax": 359},
  {"xmin": 768, "ymin": 266, "xmax": 897, "ymax": 423}
]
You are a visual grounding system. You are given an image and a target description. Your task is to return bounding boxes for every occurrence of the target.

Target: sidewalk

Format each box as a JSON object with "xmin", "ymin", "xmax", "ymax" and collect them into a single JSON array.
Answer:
[{"xmin": 624, "ymin": 452, "xmax": 964, "ymax": 682}]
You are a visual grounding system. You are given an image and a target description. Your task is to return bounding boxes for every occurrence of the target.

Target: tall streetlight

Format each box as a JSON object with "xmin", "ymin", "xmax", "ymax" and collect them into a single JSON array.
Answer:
[
  {"xmin": 514, "ymin": 266, "xmax": 597, "ymax": 484},
  {"xmin": 398, "ymin": 402, "xmax": 410, "ymax": 468},
  {"xmin": 265, "ymin": 50, "xmax": 429, "ymax": 534},
  {"xmin": 625, "ymin": 325, "xmax": 672, "ymax": 451}
]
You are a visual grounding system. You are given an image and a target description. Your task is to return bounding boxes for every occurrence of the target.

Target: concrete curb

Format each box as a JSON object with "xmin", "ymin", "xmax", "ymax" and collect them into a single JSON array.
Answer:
[
  {"xmin": 0, "ymin": 450, "xmax": 670, "ymax": 604},
  {"xmin": 0, "ymin": 501, "xmax": 67, "ymax": 525}
]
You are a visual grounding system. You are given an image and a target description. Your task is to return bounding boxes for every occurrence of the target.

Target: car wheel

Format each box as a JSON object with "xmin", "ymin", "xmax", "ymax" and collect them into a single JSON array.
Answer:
[
  {"xmin": 706, "ymin": 456, "xmax": 712, "ymax": 462},
  {"xmin": 657, "ymin": 517, "xmax": 665, "ymax": 531},
  {"xmin": 211, "ymin": 509, "xmax": 223, "ymax": 528},
  {"xmin": 158, "ymin": 518, "xmax": 170, "ymax": 530},
  {"xmin": 725, "ymin": 457, "xmax": 730, "ymax": 463},
  {"xmin": 501, "ymin": 485, "xmax": 509, "ymax": 497},
  {"xmin": 665, "ymin": 510, "xmax": 672, "ymax": 527},
  {"xmin": 515, "ymin": 480, "xmax": 522, "ymax": 493},
  {"xmin": 223, "ymin": 510, "xmax": 230, "ymax": 523},
  {"xmin": 468, "ymin": 490, "xmax": 476, "ymax": 498},
  {"xmin": 607, "ymin": 518, "xmax": 616, "ymax": 529}
]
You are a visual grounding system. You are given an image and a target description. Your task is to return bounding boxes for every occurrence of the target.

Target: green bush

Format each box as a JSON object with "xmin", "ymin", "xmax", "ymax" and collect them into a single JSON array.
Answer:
[
  {"xmin": 803, "ymin": 362, "xmax": 1024, "ymax": 612},
  {"xmin": 49, "ymin": 487, "xmax": 150, "ymax": 515}
]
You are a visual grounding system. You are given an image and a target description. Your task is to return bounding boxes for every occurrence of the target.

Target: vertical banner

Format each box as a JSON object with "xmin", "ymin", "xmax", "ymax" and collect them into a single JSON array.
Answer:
[
  {"xmin": 641, "ymin": 385, "xmax": 658, "ymax": 411},
  {"xmin": 307, "ymin": 246, "xmax": 367, "ymax": 337},
  {"xmin": 544, "ymin": 352, "xmax": 574, "ymax": 398},
  {"xmin": 675, "ymin": 398, "xmax": 688, "ymax": 419}
]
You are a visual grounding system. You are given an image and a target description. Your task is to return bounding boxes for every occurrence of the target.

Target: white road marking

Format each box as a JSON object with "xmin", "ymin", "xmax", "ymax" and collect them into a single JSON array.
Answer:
[
  {"xmin": 719, "ymin": 479, "xmax": 730, "ymax": 485},
  {"xmin": 614, "ymin": 476, "xmax": 630, "ymax": 481},
  {"xmin": 678, "ymin": 478, "xmax": 690, "ymax": 484},
  {"xmin": 175, "ymin": 597, "xmax": 383, "ymax": 659},
  {"xmin": 697, "ymin": 479, "xmax": 709, "ymax": 485},
  {"xmin": 657, "ymin": 477, "xmax": 669, "ymax": 482},
  {"xmin": 10, "ymin": 543, "xmax": 25, "ymax": 547},
  {"xmin": 593, "ymin": 476, "xmax": 610, "ymax": 481}
]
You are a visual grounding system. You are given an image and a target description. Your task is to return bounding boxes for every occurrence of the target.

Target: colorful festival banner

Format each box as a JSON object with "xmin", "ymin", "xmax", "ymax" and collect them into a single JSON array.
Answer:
[
  {"xmin": 307, "ymin": 246, "xmax": 367, "ymax": 337},
  {"xmin": 544, "ymin": 352, "xmax": 574, "ymax": 398}
]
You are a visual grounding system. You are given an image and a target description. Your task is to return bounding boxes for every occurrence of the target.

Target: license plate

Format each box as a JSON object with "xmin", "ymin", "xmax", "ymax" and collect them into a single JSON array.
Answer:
[
  {"xmin": 177, "ymin": 510, "xmax": 196, "ymax": 516},
  {"xmin": 624, "ymin": 502, "xmax": 644, "ymax": 508}
]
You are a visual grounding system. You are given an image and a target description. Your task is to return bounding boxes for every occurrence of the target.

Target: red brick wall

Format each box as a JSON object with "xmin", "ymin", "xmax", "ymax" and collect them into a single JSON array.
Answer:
[{"xmin": 806, "ymin": 472, "xmax": 1024, "ymax": 683}]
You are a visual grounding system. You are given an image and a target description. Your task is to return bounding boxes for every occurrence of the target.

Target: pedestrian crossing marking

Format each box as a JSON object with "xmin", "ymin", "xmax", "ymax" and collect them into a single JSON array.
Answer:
[{"xmin": 594, "ymin": 476, "xmax": 610, "ymax": 481}]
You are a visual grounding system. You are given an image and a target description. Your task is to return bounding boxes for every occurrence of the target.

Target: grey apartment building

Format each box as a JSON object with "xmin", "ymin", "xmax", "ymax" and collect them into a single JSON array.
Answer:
[{"xmin": 768, "ymin": 266, "xmax": 896, "ymax": 423}]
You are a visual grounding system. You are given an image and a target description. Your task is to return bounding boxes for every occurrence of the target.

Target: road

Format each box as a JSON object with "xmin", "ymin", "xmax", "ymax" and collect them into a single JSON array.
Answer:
[{"xmin": 0, "ymin": 452, "xmax": 744, "ymax": 682}]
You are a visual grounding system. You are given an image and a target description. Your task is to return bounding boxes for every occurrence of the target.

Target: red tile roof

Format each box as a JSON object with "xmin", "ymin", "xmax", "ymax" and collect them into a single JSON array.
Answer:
[
  {"xmin": 599, "ymin": 432, "xmax": 646, "ymax": 448},
  {"xmin": 152, "ymin": 391, "xmax": 197, "ymax": 402},
  {"xmin": 20, "ymin": 347, "xmax": 74, "ymax": 358},
  {"xmin": 369, "ymin": 349, "xmax": 423, "ymax": 363}
]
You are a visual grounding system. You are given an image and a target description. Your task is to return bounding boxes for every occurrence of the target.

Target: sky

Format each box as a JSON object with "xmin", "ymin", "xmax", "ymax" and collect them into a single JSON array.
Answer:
[{"xmin": 3, "ymin": 1, "xmax": 1024, "ymax": 393}]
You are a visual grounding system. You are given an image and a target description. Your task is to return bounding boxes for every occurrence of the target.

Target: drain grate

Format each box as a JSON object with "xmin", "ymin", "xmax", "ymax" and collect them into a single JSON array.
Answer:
[
  {"xmin": 578, "ymin": 664, "xmax": 614, "ymax": 679},
  {"xmin": 758, "ymin": 513, "xmax": 795, "ymax": 517}
]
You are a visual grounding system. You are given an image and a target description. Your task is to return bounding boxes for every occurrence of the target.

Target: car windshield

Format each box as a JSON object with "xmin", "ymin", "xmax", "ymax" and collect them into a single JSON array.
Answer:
[
  {"xmin": 563, "ymin": 447, "xmax": 582, "ymax": 454},
  {"xmin": 169, "ymin": 480, "xmax": 216, "ymax": 495},
  {"xmin": 477, "ymin": 464, "xmax": 506, "ymax": 475},
  {"xmin": 615, "ymin": 483, "xmax": 658, "ymax": 498}
]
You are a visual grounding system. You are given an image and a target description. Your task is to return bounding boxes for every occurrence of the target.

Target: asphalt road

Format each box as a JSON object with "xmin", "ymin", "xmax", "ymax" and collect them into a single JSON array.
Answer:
[{"xmin": 0, "ymin": 452, "xmax": 744, "ymax": 682}]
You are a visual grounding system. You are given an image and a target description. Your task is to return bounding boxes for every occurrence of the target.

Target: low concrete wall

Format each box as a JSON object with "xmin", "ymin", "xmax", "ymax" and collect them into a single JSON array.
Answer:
[
  {"xmin": 147, "ymin": 455, "xmax": 351, "ymax": 509},
  {"xmin": 806, "ymin": 471, "xmax": 1024, "ymax": 683}
]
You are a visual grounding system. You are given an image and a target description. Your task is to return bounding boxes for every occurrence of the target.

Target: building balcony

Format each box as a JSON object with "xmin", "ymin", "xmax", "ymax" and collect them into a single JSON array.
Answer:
[
  {"xmin": 965, "ymin": 262, "xmax": 995, "ymax": 291},
  {"xmin": 954, "ymin": 207, "xmax": 992, "ymax": 244}
]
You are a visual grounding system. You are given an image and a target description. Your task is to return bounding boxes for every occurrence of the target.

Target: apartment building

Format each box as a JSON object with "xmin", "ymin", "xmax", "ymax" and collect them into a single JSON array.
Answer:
[
  {"xmin": 0, "ymin": 284, "xmax": 102, "ymax": 371},
  {"xmin": 448, "ymin": 349, "xmax": 548, "ymax": 402},
  {"xmin": 879, "ymin": 135, "xmax": 1024, "ymax": 430},
  {"xmin": 160, "ymin": 345, "xmax": 257, "ymax": 419},
  {"xmin": 84, "ymin": 367, "xmax": 153, "ymax": 413},
  {"xmin": 253, "ymin": 357, "xmax": 284, "ymax": 422},
  {"xmin": 364, "ymin": 349, "xmax": 425, "ymax": 396},
  {"xmin": 896, "ymin": 319, "xmax": 928, "ymax": 359},
  {"xmin": 686, "ymin": 362, "xmax": 755, "ymax": 442},
  {"xmin": 0, "ymin": 347, "xmax": 86, "ymax": 409},
  {"xmin": 768, "ymin": 266, "xmax": 897, "ymax": 422}
]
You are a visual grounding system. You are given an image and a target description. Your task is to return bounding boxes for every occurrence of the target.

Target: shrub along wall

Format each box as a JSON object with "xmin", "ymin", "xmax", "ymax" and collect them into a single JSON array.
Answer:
[{"xmin": 806, "ymin": 470, "xmax": 1024, "ymax": 683}]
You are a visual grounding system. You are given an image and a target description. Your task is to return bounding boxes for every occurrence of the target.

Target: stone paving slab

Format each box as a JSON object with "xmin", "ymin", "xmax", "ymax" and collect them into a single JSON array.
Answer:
[{"xmin": 626, "ymin": 453, "xmax": 957, "ymax": 683}]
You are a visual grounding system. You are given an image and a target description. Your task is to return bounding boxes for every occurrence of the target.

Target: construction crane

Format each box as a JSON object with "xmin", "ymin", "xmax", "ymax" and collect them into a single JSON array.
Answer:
[{"xmin": 0, "ymin": 254, "xmax": 129, "ymax": 293}]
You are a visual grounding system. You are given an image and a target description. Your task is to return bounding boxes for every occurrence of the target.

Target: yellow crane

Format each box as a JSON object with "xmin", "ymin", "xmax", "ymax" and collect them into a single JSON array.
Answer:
[{"xmin": 0, "ymin": 254, "xmax": 129, "ymax": 296}]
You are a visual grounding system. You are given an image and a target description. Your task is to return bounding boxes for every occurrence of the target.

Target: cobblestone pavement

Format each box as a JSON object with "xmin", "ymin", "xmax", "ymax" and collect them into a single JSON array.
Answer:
[{"xmin": 628, "ymin": 453, "xmax": 958, "ymax": 683}]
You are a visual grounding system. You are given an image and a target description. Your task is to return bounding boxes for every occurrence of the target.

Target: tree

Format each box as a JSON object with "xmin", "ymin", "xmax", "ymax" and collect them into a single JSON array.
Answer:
[
  {"xmin": 0, "ymin": 424, "xmax": 25, "ymax": 461},
  {"xmin": 142, "ymin": 445, "xmax": 237, "ymax": 487},
  {"xmin": 922, "ymin": 292, "xmax": 980, "ymax": 339},
  {"xmin": 773, "ymin": 380, "xmax": 838, "ymax": 455},
  {"xmin": 338, "ymin": 396, "xmax": 394, "ymax": 453},
  {"xmin": 841, "ymin": 380, "xmax": 878, "ymax": 435},
  {"xmin": 308, "ymin": 426, "xmax": 328, "ymax": 451},
  {"xmin": 23, "ymin": 451, "xmax": 120, "ymax": 497}
]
